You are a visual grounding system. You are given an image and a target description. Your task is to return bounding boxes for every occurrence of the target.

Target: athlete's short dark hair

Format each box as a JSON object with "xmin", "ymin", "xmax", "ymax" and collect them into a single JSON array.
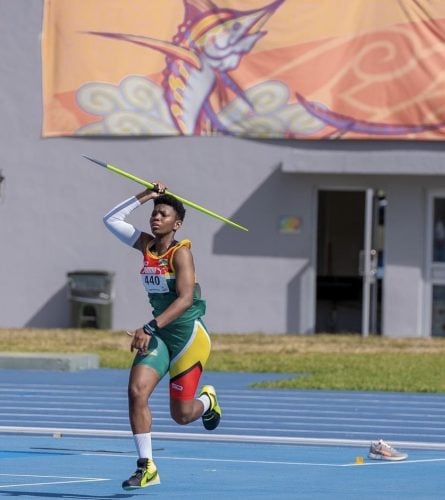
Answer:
[{"xmin": 154, "ymin": 194, "xmax": 186, "ymax": 221}]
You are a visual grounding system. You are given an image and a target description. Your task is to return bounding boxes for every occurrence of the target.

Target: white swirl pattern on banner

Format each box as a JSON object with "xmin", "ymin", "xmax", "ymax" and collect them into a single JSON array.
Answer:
[
  {"xmin": 219, "ymin": 81, "xmax": 326, "ymax": 137},
  {"xmin": 76, "ymin": 76, "xmax": 177, "ymax": 135},
  {"xmin": 75, "ymin": 76, "xmax": 325, "ymax": 137}
]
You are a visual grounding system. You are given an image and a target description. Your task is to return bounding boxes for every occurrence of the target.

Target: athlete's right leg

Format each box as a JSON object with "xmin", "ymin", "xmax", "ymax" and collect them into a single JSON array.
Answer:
[
  {"xmin": 128, "ymin": 364, "xmax": 159, "ymax": 434},
  {"xmin": 122, "ymin": 364, "xmax": 160, "ymax": 490},
  {"xmin": 122, "ymin": 335, "xmax": 170, "ymax": 491},
  {"xmin": 128, "ymin": 334, "xmax": 170, "ymax": 434}
]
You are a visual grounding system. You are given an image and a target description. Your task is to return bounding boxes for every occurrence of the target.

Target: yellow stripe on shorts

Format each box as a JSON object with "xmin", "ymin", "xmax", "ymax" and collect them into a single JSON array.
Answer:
[{"xmin": 169, "ymin": 320, "xmax": 211, "ymax": 378}]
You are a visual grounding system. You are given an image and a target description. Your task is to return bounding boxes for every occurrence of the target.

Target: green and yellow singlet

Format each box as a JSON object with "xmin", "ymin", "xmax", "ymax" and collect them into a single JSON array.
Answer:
[{"xmin": 140, "ymin": 239, "xmax": 206, "ymax": 356}]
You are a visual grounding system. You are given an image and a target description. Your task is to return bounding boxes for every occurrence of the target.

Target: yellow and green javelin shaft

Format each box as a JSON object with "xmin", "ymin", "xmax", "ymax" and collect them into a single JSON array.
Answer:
[{"xmin": 82, "ymin": 155, "xmax": 248, "ymax": 232}]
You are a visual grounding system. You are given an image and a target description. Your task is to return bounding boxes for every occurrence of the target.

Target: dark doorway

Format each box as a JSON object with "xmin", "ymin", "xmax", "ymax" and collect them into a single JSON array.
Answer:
[
  {"xmin": 316, "ymin": 189, "xmax": 385, "ymax": 334},
  {"xmin": 316, "ymin": 190, "xmax": 364, "ymax": 332}
]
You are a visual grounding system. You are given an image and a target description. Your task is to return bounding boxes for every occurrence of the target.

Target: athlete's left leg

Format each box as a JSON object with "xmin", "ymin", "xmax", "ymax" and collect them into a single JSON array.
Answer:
[
  {"xmin": 170, "ymin": 396, "xmax": 207, "ymax": 424},
  {"xmin": 168, "ymin": 319, "xmax": 220, "ymax": 427}
]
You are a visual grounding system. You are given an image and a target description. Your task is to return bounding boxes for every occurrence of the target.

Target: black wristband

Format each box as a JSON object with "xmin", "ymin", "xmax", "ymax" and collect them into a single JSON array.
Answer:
[{"xmin": 143, "ymin": 319, "xmax": 158, "ymax": 336}]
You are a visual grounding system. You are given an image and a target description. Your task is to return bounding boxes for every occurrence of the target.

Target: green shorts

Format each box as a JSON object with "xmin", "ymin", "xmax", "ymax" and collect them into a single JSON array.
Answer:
[
  {"xmin": 132, "ymin": 334, "xmax": 170, "ymax": 380},
  {"xmin": 132, "ymin": 319, "xmax": 211, "ymax": 400}
]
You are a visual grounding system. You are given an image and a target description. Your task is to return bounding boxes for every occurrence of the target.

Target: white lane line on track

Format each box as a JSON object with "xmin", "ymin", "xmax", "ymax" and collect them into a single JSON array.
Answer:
[
  {"xmin": 1, "ymin": 420, "xmax": 444, "ymax": 439},
  {"xmin": 0, "ymin": 473, "xmax": 109, "ymax": 489},
  {"xmin": 2, "ymin": 426, "xmax": 445, "ymax": 450},
  {"xmin": 79, "ymin": 452, "xmax": 445, "ymax": 468}
]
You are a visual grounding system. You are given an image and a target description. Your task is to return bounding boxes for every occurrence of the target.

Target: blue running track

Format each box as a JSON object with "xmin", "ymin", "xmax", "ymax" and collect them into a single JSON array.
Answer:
[{"xmin": 0, "ymin": 369, "xmax": 444, "ymax": 498}]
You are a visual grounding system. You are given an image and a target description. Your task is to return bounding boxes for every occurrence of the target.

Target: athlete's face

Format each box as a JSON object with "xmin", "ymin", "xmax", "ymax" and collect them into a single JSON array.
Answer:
[{"xmin": 150, "ymin": 203, "xmax": 182, "ymax": 236}]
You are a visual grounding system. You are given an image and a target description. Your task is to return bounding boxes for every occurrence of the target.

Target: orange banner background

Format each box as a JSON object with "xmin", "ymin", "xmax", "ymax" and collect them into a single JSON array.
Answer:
[{"xmin": 42, "ymin": 0, "xmax": 445, "ymax": 139}]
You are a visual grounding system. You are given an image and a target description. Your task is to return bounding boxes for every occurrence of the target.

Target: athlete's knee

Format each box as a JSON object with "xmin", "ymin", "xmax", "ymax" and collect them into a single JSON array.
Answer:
[
  {"xmin": 170, "ymin": 402, "xmax": 195, "ymax": 425},
  {"xmin": 127, "ymin": 384, "xmax": 146, "ymax": 408},
  {"xmin": 127, "ymin": 366, "xmax": 159, "ymax": 406},
  {"xmin": 127, "ymin": 377, "xmax": 154, "ymax": 406},
  {"xmin": 128, "ymin": 382, "xmax": 142, "ymax": 398},
  {"xmin": 171, "ymin": 409, "xmax": 193, "ymax": 425}
]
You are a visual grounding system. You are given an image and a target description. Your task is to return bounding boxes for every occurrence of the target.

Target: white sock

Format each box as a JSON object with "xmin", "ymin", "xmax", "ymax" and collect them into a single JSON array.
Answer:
[
  {"xmin": 134, "ymin": 433, "xmax": 152, "ymax": 460},
  {"xmin": 197, "ymin": 394, "xmax": 211, "ymax": 414}
]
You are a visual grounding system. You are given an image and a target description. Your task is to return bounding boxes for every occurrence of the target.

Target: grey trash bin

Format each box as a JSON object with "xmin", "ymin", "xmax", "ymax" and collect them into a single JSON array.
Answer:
[{"xmin": 67, "ymin": 271, "xmax": 115, "ymax": 329}]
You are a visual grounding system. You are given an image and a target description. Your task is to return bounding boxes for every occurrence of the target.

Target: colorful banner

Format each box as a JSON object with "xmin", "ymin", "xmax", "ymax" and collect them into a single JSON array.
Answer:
[{"xmin": 42, "ymin": 0, "xmax": 445, "ymax": 140}]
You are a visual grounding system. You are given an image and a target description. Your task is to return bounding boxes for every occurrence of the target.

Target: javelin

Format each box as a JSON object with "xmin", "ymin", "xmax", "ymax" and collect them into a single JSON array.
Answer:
[{"xmin": 82, "ymin": 155, "xmax": 248, "ymax": 232}]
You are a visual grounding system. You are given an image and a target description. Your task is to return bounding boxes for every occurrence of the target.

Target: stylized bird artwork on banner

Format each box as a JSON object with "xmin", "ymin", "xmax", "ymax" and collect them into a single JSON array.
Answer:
[{"xmin": 82, "ymin": 0, "xmax": 296, "ymax": 136}]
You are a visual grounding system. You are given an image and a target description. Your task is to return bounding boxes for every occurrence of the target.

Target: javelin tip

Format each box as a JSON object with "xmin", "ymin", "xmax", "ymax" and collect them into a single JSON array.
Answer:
[{"xmin": 82, "ymin": 155, "xmax": 108, "ymax": 168}]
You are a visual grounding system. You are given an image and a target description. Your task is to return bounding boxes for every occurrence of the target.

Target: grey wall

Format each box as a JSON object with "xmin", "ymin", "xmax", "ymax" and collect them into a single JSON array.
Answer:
[
  {"xmin": 382, "ymin": 178, "xmax": 428, "ymax": 336},
  {"xmin": 2, "ymin": 2, "xmax": 445, "ymax": 336}
]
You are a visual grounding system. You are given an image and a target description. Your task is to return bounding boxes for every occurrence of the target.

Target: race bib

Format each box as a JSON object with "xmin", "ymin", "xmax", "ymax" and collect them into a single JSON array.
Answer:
[{"xmin": 141, "ymin": 268, "xmax": 169, "ymax": 294}]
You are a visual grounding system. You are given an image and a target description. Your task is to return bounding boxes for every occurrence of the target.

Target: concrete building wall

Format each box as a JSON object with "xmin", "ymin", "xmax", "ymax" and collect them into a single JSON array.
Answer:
[
  {"xmin": 2, "ymin": 2, "xmax": 445, "ymax": 336},
  {"xmin": 382, "ymin": 178, "xmax": 427, "ymax": 336}
]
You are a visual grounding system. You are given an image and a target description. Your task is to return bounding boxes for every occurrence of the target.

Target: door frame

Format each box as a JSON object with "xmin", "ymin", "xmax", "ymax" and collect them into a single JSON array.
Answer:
[{"xmin": 361, "ymin": 188, "xmax": 375, "ymax": 336}]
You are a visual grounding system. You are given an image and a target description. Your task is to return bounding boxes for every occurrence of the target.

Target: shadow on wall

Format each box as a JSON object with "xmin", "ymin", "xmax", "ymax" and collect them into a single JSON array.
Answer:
[
  {"xmin": 287, "ymin": 261, "xmax": 311, "ymax": 334},
  {"xmin": 213, "ymin": 166, "xmax": 311, "ymax": 333},
  {"xmin": 25, "ymin": 285, "xmax": 70, "ymax": 328},
  {"xmin": 213, "ymin": 166, "xmax": 303, "ymax": 258}
]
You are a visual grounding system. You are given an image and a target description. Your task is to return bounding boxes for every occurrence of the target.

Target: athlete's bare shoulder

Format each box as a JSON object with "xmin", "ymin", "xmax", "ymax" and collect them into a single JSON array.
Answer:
[{"xmin": 133, "ymin": 232, "xmax": 154, "ymax": 253}]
